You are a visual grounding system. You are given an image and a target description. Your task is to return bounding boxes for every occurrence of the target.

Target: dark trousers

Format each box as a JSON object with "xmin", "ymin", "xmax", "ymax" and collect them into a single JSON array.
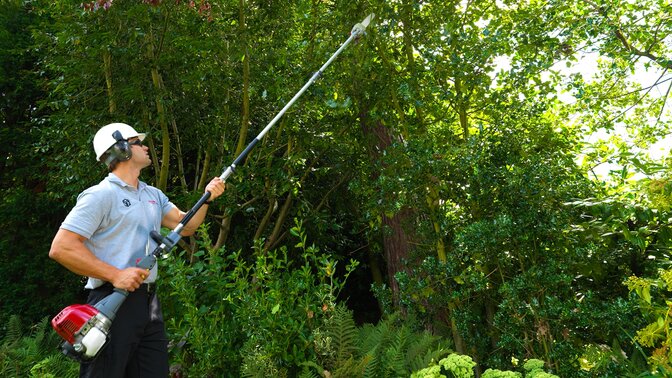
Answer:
[{"xmin": 79, "ymin": 284, "xmax": 169, "ymax": 378}]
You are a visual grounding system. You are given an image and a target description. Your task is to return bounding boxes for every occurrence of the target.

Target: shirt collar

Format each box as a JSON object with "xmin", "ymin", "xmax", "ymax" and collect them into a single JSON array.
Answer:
[{"xmin": 107, "ymin": 172, "xmax": 146, "ymax": 191}]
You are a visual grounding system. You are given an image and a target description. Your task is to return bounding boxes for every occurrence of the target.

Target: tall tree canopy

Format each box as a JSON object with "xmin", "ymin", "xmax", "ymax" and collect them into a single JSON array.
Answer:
[{"xmin": 1, "ymin": 0, "xmax": 671, "ymax": 376}]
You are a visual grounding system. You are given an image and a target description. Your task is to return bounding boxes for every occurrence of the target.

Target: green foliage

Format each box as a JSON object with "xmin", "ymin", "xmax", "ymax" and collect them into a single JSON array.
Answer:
[
  {"xmin": 163, "ymin": 221, "xmax": 447, "ymax": 378},
  {"xmin": 0, "ymin": 316, "xmax": 78, "ymax": 378},
  {"xmin": 390, "ymin": 94, "xmax": 652, "ymax": 377},
  {"xmin": 0, "ymin": 0, "xmax": 83, "ymax": 330},
  {"xmin": 410, "ymin": 354, "xmax": 476, "ymax": 378},
  {"xmin": 161, "ymin": 219, "xmax": 358, "ymax": 377},
  {"xmin": 309, "ymin": 305, "xmax": 370, "ymax": 378},
  {"xmin": 411, "ymin": 356, "xmax": 560, "ymax": 378},
  {"xmin": 624, "ymin": 269, "xmax": 672, "ymax": 373},
  {"xmin": 318, "ymin": 305, "xmax": 360, "ymax": 371},
  {"xmin": 440, "ymin": 354, "xmax": 477, "ymax": 378},
  {"xmin": 481, "ymin": 369, "xmax": 522, "ymax": 378},
  {"xmin": 522, "ymin": 359, "xmax": 546, "ymax": 374},
  {"xmin": 308, "ymin": 306, "xmax": 449, "ymax": 378},
  {"xmin": 0, "ymin": 186, "xmax": 82, "ymax": 334},
  {"xmin": 357, "ymin": 313, "xmax": 449, "ymax": 378},
  {"xmin": 2, "ymin": 2, "xmax": 672, "ymax": 378}
]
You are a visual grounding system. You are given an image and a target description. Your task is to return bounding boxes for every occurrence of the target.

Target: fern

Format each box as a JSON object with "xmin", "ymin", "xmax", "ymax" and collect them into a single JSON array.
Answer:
[
  {"xmin": 33, "ymin": 318, "xmax": 46, "ymax": 350},
  {"xmin": 309, "ymin": 310, "xmax": 450, "ymax": 378},
  {"xmin": 298, "ymin": 361, "xmax": 323, "ymax": 378},
  {"xmin": 298, "ymin": 369, "xmax": 321, "ymax": 378},
  {"xmin": 359, "ymin": 322, "xmax": 387, "ymax": 353},
  {"xmin": 0, "ymin": 316, "xmax": 78, "ymax": 378},
  {"xmin": 5, "ymin": 315, "xmax": 22, "ymax": 344},
  {"xmin": 361, "ymin": 322, "xmax": 389, "ymax": 378},
  {"xmin": 326, "ymin": 305, "xmax": 359, "ymax": 366},
  {"xmin": 359, "ymin": 313, "xmax": 450, "ymax": 378},
  {"xmin": 406, "ymin": 333, "xmax": 451, "ymax": 372},
  {"xmin": 315, "ymin": 304, "xmax": 370, "ymax": 378},
  {"xmin": 384, "ymin": 325, "xmax": 411, "ymax": 376},
  {"xmin": 30, "ymin": 355, "xmax": 79, "ymax": 378}
]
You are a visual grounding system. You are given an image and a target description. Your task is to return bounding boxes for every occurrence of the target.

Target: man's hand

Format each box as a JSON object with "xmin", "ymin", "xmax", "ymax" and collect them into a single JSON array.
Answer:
[
  {"xmin": 112, "ymin": 267, "xmax": 149, "ymax": 291},
  {"xmin": 205, "ymin": 177, "xmax": 226, "ymax": 201}
]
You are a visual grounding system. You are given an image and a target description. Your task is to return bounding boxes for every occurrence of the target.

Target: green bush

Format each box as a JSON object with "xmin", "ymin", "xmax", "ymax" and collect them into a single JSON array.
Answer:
[
  {"xmin": 625, "ymin": 269, "xmax": 672, "ymax": 373},
  {"xmin": 0, "ymin": 316, "xmax": 78, "ymax": 378},
  {"xmin": 411, "ymin": 356, "xmax": 560, "ymax": 378},
  {"xmin": 160, "ymin": 219, "xmax": 358, "ymax": 377},
  {"xmin": 481, "ymin": 368, "xmax": 522, "ymax": 378},
  {"xmin": 411, "ymin": 354, "xmax": 477, "ymax": 378},
  {"xmin": 303, "ymin": 305, "xmax": 450, "ymax": 378},
  {"xmin": 524, "ymin": 359, "xmax": 558, "ymax": 378},
  {"xmin": 162, "ymin": 217, "xmax": 451, "ymax": 378}
]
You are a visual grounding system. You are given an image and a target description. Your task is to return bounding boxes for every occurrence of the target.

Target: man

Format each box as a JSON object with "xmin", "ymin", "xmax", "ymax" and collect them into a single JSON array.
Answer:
[{"xmin": 49, "ymin": 122, "xmax": 225, "ymax": 377}]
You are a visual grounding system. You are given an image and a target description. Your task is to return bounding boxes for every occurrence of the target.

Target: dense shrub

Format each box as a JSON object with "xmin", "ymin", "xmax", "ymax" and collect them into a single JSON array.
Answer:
[
  {"xmin": 160, "ymin": 220, "xmax": 358, "ymax": 377},
  {"xmin": 0, "ymin": 316, "xmax": 78, "ymax": 378},
  {"xmin": 411, "ymin": 355, "xmax": 559, "ymax": 378}
]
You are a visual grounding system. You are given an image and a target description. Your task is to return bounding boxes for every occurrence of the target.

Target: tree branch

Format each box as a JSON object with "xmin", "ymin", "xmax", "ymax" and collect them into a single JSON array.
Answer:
[
  {"xmin": 655, "ymin": 78, "xmax": 672, "ymax": 125},
  {"xmin": 606, "ymin": 68, "xmax": 669, "ymax": 124},
  {"xmin": 580, "ymin": 0, "xmax": 671, "ymax": 70}
]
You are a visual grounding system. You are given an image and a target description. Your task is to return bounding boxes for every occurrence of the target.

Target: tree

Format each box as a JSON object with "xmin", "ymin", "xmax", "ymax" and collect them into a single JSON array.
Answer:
[{"xmin": 0, "ymin": 0, "xmax": 83, "ymax": 327}]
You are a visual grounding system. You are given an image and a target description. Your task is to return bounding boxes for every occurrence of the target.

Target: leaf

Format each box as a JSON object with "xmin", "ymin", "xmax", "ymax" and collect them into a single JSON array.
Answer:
[{"xmin": 642, "ymin": 286, "xmax": 652, "ymax": 304}]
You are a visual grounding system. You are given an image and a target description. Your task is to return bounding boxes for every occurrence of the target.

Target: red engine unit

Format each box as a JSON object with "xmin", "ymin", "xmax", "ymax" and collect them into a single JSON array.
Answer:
[{"xmin": 51, "ymin": 304, "xmax": 99, "ymax": 344}]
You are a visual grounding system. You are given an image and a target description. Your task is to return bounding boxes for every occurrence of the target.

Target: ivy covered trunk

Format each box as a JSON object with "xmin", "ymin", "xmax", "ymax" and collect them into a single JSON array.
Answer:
[{"xmin": 360, "ymin": 112, "xmax": 412, "ymax": 305}]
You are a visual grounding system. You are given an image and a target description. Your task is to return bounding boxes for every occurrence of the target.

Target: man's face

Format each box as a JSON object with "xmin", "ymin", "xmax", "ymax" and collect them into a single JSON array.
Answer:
[{"xmin": 128, "ymin": 137, "xmax": 151, "ymax": 168}]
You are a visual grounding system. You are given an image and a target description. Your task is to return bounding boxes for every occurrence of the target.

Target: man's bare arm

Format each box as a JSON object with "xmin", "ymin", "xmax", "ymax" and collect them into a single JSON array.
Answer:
[{"xmin": 49, "ymin": 229, "xmax": 146, "ymax": 291}]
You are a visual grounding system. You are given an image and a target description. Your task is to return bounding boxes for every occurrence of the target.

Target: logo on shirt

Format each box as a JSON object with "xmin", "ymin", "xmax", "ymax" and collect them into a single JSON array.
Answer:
[
  {"xmin": 148, "ymin": 200, "xmax": 157, "ymax": 205},
  {"xmin": 122, "ymin": 199, "xmax": 132, "ymax": 207}
]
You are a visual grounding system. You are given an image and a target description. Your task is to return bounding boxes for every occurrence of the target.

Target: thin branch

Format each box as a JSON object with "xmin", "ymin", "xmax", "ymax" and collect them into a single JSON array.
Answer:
[
  {"xmin": 581, "ymin": 0, "xmax": 672, "ymax": 70},
  {"xmin": 654, "ymin": 79, "xmax": 672, "ymax": 126},
  {"xmin": 646, "ymin": 19, "xmax": 667, "ymax": 52},
  {"xmin": 600, "ymin": 76, "xmax": 672, "ymax": 101},
  {"xmin": 605, "ymin": 68, "xmax": 669, "ymax": 124},
  {"xmin": 155, "ymin": 6, "xmax": 171, "ymax": 61},
  {"xmin": 314, "ymin": 174, "xmax": 349, "ymax": 213},
  {"xmin": 614, "ymin": 29, "xmax": 656, "ymax": 62}
]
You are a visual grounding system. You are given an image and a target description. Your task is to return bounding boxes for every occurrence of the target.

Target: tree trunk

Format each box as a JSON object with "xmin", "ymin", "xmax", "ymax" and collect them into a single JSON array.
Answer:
[
  {"xmin": 146, "ymin": 30, "xmax": 170, "ymax": 192},
  {"xmin": 212, "ymin": 0, "xmax": 250, "ymax": 249},
  {"xmin": 170, "ymin": 119, "xmax": 187, "ymax": 191},
  {"xmin": 235, "ymin": 0, "xmax": 250, "ymax": 158},
  {"xmin": 255, "ymin": 184, "xmax": 276, "ymax": 241},
  {"xmin": 360, "ymin": 112, "xmax": 412, "ymax": 306},
  {"xmin": 485, "ymin": 298, "xmax": 499, "ymax": 350},
  {"xmin": 214, "ymin": 95, "xmax": 231, "ymax": 246},
  {"xmin": 427, "ymin": 184, "xmax": 447, "ymax": 262},
  {"xmin": 197, "ymin": 142, "xmax": 212, "ymax": 191},
  {"xmin": 141, "ymin": 109, "xmax": 160, "ymax": 178},
  {"xmin": 103, "ymin": 49, "xmax": 116, "ymax": 114},
  {"xmin": 264, "ymin": 193, "xmax": 292, "ymax": 252},
  {"xmin": 381, "ymin": 209, "xmax": 412, "ymax": 304},
  {"xmin": 455, "ymin": 76, "xmax": 469, "ymax": 138},
  {"xmin": 400, "ymin": 0, "xmax": 424, "ymax": 132},
  {"xmin": 447, "ymin": 308, "xmax": 467, "ymax": 354}
]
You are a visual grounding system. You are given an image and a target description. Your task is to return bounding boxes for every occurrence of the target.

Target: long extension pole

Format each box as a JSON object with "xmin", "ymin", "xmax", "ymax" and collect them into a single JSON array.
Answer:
[{"xmin": 142, "ymin": 13, "xmax": 375, "ymax": 263}]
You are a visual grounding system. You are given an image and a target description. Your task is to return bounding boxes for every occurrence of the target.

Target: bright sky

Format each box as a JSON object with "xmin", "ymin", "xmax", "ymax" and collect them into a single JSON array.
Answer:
[
  {"xmin": 493, "ymin": 51, "xmax": 671, "ymax": 179},
  {"xmin": 566, "ymin": 52, "xmax": 672, "ymax": 178}
]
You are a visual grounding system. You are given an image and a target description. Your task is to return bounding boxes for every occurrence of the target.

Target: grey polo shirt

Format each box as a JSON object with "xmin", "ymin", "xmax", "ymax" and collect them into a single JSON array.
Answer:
[{"xmin": 60, "ymin": 173, "xmax": 176, "ymax": 289}]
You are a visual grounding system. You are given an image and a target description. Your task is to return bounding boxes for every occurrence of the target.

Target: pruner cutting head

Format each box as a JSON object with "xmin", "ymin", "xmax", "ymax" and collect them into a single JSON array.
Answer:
[{"xmin": 351, "ymin": 13, "xmax": 375, "ymax": 38}]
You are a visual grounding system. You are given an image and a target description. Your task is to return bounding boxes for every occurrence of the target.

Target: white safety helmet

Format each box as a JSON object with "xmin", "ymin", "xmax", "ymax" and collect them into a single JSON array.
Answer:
[{"xmin": 93, "ymin": 122, "xmax": 146, "ymax": 162}]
